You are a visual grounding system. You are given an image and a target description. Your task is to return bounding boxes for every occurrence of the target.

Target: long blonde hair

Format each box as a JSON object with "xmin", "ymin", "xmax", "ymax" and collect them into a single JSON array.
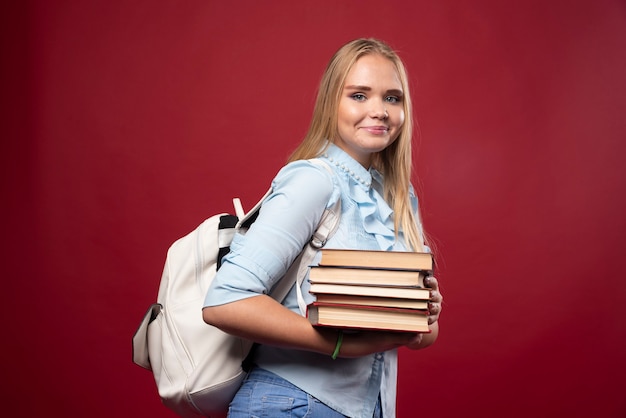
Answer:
[{"xmin": 288, "ymin": 38, "xmax": 426, "ymax": 252}]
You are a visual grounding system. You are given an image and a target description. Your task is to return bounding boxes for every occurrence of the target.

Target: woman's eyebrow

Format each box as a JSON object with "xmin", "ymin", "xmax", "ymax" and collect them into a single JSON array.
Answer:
[{"xmin": 344, "ymin": 85, "xmax": 372, "ymax": 91}]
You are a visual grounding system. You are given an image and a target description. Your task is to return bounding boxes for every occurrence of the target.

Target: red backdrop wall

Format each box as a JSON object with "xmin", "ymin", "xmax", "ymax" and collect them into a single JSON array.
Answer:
[{"xmin": 2, "ymin": 1, "xmax": 625, "ymax": 417}]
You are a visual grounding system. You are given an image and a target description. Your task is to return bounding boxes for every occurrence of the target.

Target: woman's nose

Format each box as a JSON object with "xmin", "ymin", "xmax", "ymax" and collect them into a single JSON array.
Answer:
[{"xmin": 369, "ymin": 100, "xmax": 388, "ymax": 119}]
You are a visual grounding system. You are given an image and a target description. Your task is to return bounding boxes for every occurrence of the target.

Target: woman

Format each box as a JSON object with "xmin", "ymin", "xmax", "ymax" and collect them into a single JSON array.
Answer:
[{"xmin": 203, "ymin": 38, "xmax": 443, "ymax": 418}]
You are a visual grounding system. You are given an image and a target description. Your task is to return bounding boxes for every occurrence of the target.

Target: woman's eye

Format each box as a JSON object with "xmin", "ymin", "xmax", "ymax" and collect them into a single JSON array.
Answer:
[
  {"xmin": 385, "ymin": 96, "xmax": 400, "ymax": 104},
  {"xmin": 351, "ymin": 93, "xmax": 366, "ymax": 101}
]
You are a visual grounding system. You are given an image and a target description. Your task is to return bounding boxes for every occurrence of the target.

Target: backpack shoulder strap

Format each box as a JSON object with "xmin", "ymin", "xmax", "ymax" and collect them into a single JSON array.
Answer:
[{"xmin": 235, "ymin": 188, "xmax": 272, "ymax": 230}]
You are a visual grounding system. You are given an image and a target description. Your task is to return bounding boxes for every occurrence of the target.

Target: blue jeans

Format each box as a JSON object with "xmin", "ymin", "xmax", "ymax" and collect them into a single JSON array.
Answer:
[{"xmin": 228, "ymin": 367, "xmax": 382, "ymax": 418}]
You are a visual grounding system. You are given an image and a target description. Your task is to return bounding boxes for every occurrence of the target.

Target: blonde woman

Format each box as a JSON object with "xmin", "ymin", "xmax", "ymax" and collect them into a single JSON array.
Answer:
[{"xmin": 203, "ymin": 38, "xmax": 443, "ymax": 418}]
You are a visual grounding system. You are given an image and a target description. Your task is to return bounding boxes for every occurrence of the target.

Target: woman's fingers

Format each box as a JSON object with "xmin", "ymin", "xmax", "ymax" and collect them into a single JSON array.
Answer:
[{"xmin": 424, "ymin": 275, "xmax": 443, "ymax": 324}]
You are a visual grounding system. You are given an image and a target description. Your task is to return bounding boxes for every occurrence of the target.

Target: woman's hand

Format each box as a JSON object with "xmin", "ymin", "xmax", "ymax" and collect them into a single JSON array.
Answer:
[
  {"xmin": 425, "ymin": 275, "xmax": 443, "ymax": 325},
  {"xmin": 337, "ymin": 275, "xmax": 444, "ymax": 355},
  {"xmin": 403, "ymin": 275, "xmax": 443, "ymax": 350}
]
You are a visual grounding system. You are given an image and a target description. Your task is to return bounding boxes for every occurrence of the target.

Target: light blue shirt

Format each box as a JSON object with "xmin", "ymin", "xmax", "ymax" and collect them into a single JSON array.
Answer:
[{"xmin": 204, "ymin": 143, "xmax": 423, "ymax": 418}]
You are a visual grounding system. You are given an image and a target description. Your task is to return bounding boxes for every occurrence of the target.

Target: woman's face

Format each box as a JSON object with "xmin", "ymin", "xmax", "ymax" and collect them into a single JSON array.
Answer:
[{"xmin": 335, "ymin": 53, "xmax": 404, "ymax": 167}]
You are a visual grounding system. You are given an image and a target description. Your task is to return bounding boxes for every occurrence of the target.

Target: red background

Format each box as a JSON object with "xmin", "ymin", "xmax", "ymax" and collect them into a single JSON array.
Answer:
[{"xmin": 2, "ymin": 1, "xmax": 626, "ymax": 417}]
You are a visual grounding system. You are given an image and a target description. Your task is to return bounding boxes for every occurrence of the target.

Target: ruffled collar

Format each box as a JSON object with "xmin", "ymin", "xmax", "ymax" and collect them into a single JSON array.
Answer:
[{"xmin": 321, "ymin": 143, "xmax": 403, "ymax": 251}]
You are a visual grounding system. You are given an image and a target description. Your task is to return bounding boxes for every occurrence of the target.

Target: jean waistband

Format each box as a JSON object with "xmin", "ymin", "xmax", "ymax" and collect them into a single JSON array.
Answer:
[{"xmin": 245, "ymin": 366, "xmax": 302, "ymax": 390}]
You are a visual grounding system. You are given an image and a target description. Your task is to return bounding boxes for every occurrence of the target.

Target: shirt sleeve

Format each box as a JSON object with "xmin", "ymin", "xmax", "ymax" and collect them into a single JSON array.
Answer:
[{"xmin": 204, "ymin": 160, "xmax": 335, "ymax": 307}]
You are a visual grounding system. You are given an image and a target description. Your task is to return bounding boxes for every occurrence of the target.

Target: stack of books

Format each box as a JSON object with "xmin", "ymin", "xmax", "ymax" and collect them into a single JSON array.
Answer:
[{"xmin": 306, "ymin": 249, "xmax": 433, "ymax": 333}]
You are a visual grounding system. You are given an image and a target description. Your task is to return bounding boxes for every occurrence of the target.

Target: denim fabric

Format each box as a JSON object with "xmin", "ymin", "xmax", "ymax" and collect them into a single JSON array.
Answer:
[{"xmin": 228, "ymin": 367, "xmax": 381, "ymax": 418}]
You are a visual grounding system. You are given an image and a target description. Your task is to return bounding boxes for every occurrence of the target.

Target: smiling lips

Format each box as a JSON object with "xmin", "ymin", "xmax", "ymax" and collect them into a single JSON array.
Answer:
[{"xmin": 362, "ymin": 126, "xmax": 389, "ymax": 135}]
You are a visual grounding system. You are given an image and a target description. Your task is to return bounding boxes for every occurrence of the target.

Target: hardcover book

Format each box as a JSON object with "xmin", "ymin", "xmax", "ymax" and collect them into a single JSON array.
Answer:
[
  {"xmin": 307, "ymin": 302, "xmax": 430, "ymax": 333},
  {"xmin": 309, "ymin": 282, "xmax": 431, "ymax": 300},
  {"xmin": 318, "ymin": 248, "xmax": 433, "ymax": 272},
  {"xmin": 309, "ymin": 266, "xmax": 426, "ymax": 288}
]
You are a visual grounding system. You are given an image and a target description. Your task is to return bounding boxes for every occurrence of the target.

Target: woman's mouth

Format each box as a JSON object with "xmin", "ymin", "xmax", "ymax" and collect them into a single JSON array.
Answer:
[{"xmin": 362, "ymin": 126, "xmax": 389, "ymax": 135}]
